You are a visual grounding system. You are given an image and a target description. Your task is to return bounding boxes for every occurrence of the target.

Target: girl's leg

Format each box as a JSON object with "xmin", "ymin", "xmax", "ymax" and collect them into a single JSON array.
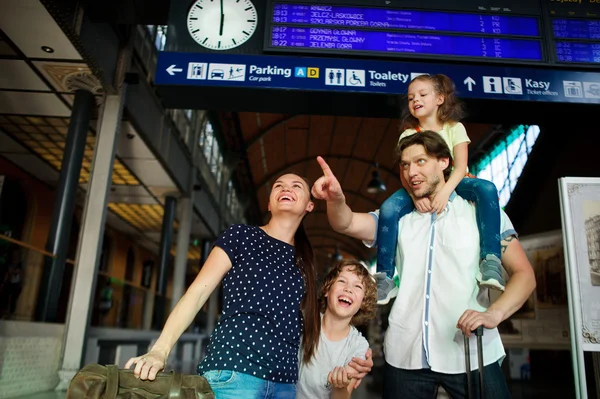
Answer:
[
  {"xmin": 456, "ymin": 178, "xmax": 505, "ymax": 291},
  {"xmin": 377, "ymin": 189, "xmax": 415, "ymax": 278}
]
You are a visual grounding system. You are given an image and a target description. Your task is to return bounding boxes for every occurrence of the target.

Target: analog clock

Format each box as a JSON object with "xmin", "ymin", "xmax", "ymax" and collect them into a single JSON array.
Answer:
[{"xmin": 187, "ymin": 0, "xmax": 258, "ymax": 50}]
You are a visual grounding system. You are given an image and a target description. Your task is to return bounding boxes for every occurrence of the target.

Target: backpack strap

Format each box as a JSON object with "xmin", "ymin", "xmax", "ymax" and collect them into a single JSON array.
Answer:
[{"xmin": 104, "ymin": 365, "xmax": 119, "ymax": 399}]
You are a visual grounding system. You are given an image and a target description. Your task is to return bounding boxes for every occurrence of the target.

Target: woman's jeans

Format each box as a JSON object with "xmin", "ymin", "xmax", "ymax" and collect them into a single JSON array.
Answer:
[{"xmin": 202, "ymin": 370, "xmax": 296, "ymax": 399}]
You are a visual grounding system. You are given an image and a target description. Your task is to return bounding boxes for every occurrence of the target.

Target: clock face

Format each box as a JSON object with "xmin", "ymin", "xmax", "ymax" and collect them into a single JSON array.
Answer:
[{"xmin": 187, "ymin": 0, "xmax": 258, "ymax": 50}]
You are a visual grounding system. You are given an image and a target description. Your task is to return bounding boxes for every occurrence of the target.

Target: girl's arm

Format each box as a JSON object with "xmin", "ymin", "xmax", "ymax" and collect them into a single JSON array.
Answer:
[
  {"xmin": 125, "ymin": 247, "xmax": 232, "ymax": 380},
  {"xmin": 431, "ymin": 142, "xmax": 468, "ymax": 214}
]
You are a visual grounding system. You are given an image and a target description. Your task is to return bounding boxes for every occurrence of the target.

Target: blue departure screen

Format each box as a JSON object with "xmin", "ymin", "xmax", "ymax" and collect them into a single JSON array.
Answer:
[
  {"xmin": 555, "ymin": 41, "xmax": 600, "ymax": 63},
  {"xmin": 552, "ymin": 19, "xmax": 600, "ymax": 40},
  {"xmin": 267, "ymin": 3, "xmax": 544, "ymax": 62},
  {"xmin": 270, "ymin": 27, "xmax": 543, "ymax": 61},
  {"xmin": 272, "ymin": 3, "xmax": 540, "ymax": 37}
]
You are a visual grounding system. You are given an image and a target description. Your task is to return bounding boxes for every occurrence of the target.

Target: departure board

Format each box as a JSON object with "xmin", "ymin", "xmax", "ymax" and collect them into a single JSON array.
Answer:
[
  {"xmin": 545, "ymin": 0, "xmax": 600, "ymax": 65},
  {"xmin": 266, "ymin": 2, "xmax": 544, "ymax": 62},
  {"xmin": 272, "ymin": 5, "xmax": 540, "ymax": 36},
  {"xmin": 555, "ymin": 41, "xmax": 600, "ymax": 64},
  {"xmin": 270, "ymin": 27, "xmax": 542, "ymax": 60},
  {"xmin": 262, "ymin": 0, "xmax": 600, "ymax": 67},
  {"xmin": 552, "ymin": 19, "xmax": 600, "ymax": 40},
  {"xmin": 551, "ymin": 18, "xmax": 600, "ymax": 64}
]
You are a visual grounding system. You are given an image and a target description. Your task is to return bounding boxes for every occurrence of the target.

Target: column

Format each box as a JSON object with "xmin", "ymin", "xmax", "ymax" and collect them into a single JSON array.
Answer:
[
  {"xmin": 203, "ymin": 239, "xmax": 219, "ymax": 334},
  {"xmin": 172, "ymin": 115, "xmax": 202, "ymax": 310},
  {"xmin": 171, "ymin": 196, "xmax": 193, "ymax": 310},
  {"xmin": 152, "ymin": 195, "xmax": 177, "ymax": 329},
  {"xmin": 36, "ymin": 89, "xmax": 94, "ymax": 322},
  {"xmin": 56, "ymin": 92, "xmax": 125, "ymax": 389}
]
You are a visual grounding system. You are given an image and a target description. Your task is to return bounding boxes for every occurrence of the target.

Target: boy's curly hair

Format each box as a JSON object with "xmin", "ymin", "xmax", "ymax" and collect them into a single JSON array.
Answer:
[{"xmin": 319, "ymin": 260, "xmax": 377, "ymax": 326}]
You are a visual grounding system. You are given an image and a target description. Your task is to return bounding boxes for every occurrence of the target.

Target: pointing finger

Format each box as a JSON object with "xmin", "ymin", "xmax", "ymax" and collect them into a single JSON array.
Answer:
[{"xmin": 316, "ymin": 156, "xmax": 335, "ymax": 177}]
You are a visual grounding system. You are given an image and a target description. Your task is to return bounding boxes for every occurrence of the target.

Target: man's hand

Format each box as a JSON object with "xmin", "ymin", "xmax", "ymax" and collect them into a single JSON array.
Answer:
[
  {"xmin": 347, "ymin": 348, "xmax": 373, "ymax": 388},
  {"xmin": 414, "ymin": 197, "xmax": 432, "ymax": 213},
  {"xmin": 312, "ymin": 156, "xmax": 345, "ymax": 203},
  {"xmin": 456, "ymin": 308, "xmax": 503, "ymax": 337}
]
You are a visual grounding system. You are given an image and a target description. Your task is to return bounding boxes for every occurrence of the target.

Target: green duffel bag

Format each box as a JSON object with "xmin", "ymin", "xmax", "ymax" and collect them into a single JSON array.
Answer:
[{"xmin": 67, "ymin": 364, "xmax": 215, "ymax": 399}]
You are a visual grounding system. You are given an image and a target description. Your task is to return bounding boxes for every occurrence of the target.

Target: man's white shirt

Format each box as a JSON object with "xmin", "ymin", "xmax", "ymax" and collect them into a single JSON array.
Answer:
[{"xmin": 366, "ymin": 193, "xmax": 517, "ymax": 373}]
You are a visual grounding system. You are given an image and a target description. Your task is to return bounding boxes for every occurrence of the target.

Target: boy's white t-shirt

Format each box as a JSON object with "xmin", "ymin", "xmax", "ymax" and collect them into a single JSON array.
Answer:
[{"xmin": 296, "ymin": 325, "xmax": 369, "ymax": 399}]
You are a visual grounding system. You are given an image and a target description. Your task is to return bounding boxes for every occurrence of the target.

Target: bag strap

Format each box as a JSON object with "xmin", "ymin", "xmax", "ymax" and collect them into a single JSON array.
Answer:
[
  {"xmin": 168, "ymin": 371, "xmax": 183, "ymax": 399},
  {"xmin": 104, "ymin": 365, "xmax": 120, "ymax": 399}
]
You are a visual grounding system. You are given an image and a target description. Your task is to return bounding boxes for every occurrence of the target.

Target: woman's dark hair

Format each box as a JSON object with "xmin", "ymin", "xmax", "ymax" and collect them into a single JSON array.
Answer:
[
  {"xmin": 401, "ymin": 74, "xmax": 466, "ymax": 130},
  {"xmin": 281, "ymin": 175, "xmax": 319, "ymax": 364},
  {"xmin": 394, "ymin": 130, "xmax": 454, "ymax": 181},
  {"xmin": 319, "ymin": 260, "xmax": 377, "ymax": 327},
  {"xmin": 295, "ymin": 220, "xmax": 320, "ymax": 364}
]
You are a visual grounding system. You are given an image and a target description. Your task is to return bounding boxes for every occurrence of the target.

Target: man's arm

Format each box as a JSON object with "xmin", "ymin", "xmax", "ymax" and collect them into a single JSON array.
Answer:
[
  {"xmin": 487, "ymin": 235, "xmax": 536, "ymax": 321},
  {"xmin": 312, "ymin": 156, "xmax": 376, "ymax": 242},
  {"xmin": 457, "ymin": 234, "xmax": 536, "ymax": 336}
]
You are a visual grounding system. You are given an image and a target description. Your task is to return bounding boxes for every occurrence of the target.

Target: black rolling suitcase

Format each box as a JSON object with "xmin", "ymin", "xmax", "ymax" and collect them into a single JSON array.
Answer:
[{"xmin": 463, "ymin": 326, "xmax": 485, "ymax": 399}]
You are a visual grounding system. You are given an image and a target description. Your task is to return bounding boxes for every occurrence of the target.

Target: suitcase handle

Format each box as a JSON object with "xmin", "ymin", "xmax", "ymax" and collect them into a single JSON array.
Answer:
[{"xmin": 464, "ymin": 326, "xmax": 485, "ymax": 399}]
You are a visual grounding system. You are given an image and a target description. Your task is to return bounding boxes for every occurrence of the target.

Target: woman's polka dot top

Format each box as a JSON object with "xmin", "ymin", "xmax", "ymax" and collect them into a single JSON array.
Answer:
[{"xmin": 197, "ymin": 224, "xmax": 305, "ymax": 383}]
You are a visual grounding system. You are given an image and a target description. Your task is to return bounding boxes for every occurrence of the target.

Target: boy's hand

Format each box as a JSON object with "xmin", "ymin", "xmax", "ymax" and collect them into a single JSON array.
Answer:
[{"xmin": 328, "ymin": 366, "xmax": 352, "ymax": 389}]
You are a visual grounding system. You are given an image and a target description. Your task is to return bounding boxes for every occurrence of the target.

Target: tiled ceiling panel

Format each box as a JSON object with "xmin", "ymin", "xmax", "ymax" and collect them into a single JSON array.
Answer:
[
  {"xmin": 0, "ymin": 115, "xmax": 140, "ymax": 185},
  {"xmin": 0, "ymin": 92, "xmax": 70, "ymax": 116},
  {"xmin": 0, "ymin": 60, "xmax": 50, "ymax": 91},
  {"xmin": 0, "ymin": 36, "xmax": 17, "ymax": 56}
]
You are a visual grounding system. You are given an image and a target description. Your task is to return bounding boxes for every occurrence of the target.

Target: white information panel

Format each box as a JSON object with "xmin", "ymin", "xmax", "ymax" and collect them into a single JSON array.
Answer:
[{"xmin": 559, "ymin": 177, "xmax": 600, "ymax": 399}]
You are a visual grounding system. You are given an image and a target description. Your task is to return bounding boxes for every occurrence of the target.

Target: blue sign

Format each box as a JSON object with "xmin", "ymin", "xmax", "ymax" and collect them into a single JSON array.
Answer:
[
  {"xmin": 269, "ymin": 27, "xmax": 543, "ymax": 61},
  {"xmin": 556, "ymin": 41, "xmax": 600, "ymax": 64},
  {"xmin": 271, "ymin": 3, "xmax": 541, "ymax": 36},
  {"xmin": 155, "ymin": 51, "xmax": 600, "ymax": 104},
  {"xmin": 552, "ymin": 18, "xmax": 600, "ymax": 40}
]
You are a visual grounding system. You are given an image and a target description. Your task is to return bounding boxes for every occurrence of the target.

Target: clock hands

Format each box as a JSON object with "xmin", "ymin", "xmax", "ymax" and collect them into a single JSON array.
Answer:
[{"xmin": 219, "ymin": 0, "xmax": 224, "ymax": 36}]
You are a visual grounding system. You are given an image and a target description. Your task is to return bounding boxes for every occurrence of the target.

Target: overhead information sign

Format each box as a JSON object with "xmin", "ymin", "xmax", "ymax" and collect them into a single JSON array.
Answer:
[
  {"xmin": 267, "ymin": 3, "xmax": 544, "ymax": 62},
  {"xmin": 155, "ymin": 52, "xmax": 600, "ymax": 104},
  {"xmin": 262, "ymin": 0, "xmax": 600, "ymax": 66}
]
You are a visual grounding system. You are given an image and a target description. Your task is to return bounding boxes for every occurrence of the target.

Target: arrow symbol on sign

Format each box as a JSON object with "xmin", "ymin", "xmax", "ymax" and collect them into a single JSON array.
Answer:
[
  {"xmin": 464, "ymin": 76, "xmax": 476, "ymax": 92},
  {"xmin": 166, "ymin": 64, "xmax": 183, "ymax": 76}
]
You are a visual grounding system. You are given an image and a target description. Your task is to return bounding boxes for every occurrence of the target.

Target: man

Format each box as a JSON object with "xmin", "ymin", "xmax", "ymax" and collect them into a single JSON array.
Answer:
[{"xmin": 311, "ymin": 131, "xmax": 536, "ymax": 398}]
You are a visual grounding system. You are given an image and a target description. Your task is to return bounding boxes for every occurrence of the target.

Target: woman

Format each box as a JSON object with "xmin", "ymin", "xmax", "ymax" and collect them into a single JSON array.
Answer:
[{"xmin": 125, "ymin": 174, "xmax": 371, "ymax": 398}]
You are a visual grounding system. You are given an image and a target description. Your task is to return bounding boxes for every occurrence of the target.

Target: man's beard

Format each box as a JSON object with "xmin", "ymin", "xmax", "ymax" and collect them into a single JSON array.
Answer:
[{"xmin": 413, "ymin": 175, "xmax": 441, "ymax": 199}]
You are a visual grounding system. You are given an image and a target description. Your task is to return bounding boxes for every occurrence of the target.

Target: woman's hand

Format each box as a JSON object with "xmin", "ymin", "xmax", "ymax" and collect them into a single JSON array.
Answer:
[{"xmin": 124, "ymin": 348, "xmax": 168, "ymax": 381}]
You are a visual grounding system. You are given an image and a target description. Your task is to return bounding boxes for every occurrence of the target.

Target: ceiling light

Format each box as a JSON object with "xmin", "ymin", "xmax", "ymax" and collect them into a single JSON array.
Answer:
[
  {"xmin": 41, "ymin": 46, "xmax": 54, "ymax": 53},
  {"xmin": 366, "ymin": 170, "xmax": 386, "ymax": 194},
  {"xmin": 332, "ymin": 246, "xmax": 343, "ymax": 262}
]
